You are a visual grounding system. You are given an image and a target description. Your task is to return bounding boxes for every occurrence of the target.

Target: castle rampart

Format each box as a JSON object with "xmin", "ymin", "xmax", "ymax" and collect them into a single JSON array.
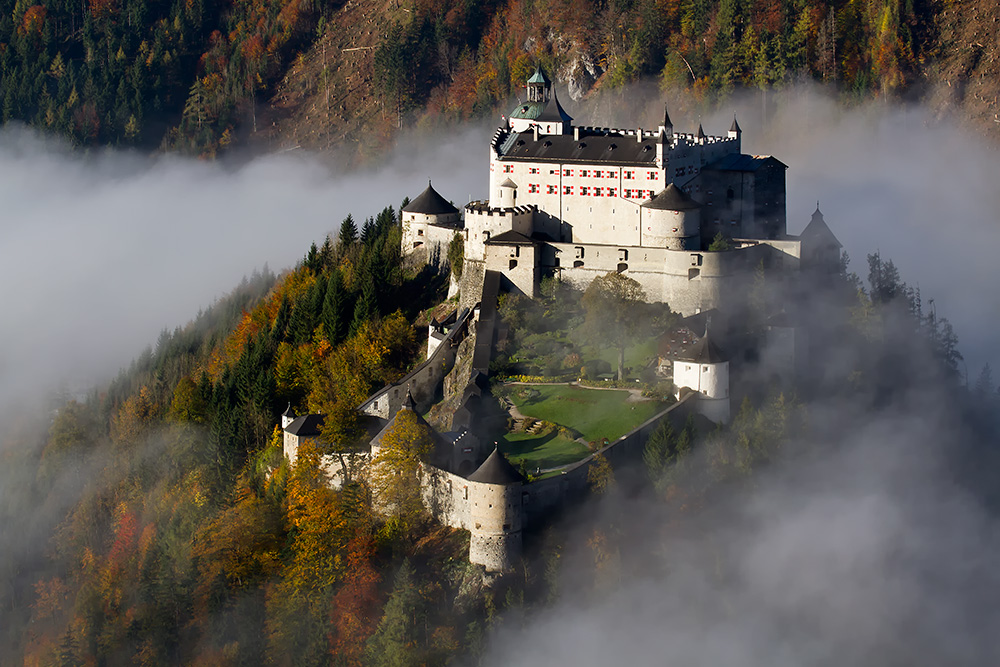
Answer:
[{"xmin": 359, "ymin": 307, "xmax": 473, "ymax": 419}]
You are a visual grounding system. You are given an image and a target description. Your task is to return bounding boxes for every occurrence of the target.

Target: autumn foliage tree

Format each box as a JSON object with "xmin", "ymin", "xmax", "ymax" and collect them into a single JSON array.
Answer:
[{"xmin": 582, "ymin": 272, "xmax": 648, "ymax": 381}]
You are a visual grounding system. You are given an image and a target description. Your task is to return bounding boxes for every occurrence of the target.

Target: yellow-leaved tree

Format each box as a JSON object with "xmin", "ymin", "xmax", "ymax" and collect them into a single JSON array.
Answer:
[{"xmin": 367, "ymin": 410, "xmax": 434, "ymax": 532}]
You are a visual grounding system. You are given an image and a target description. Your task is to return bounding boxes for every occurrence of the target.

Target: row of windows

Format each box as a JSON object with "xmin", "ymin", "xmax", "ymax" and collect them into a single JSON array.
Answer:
[
  {"xmin": 673, "ymin": 166, "xmax": 698, "ymax": 177},
  {"xmin": 517, "ymin": 185, "xmax": 657, "ymax": 198},
  {"xmin": 495, "ymin": 164, "xmax": 667, "ymax": 181}
]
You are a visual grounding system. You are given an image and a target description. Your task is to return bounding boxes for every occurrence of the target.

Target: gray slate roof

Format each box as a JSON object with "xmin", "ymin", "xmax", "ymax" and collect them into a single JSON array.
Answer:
[
  {"xmin": 642, "ymin": 183, "xmax": 702, "ymax": 211},
  {"xmin": 704, "ymin": 153, "xmax": 787, "ymax": 172},
  {"xmin": 800, "ymin": 206, "xmax": 842, "ymax": 248},
  {"xmin": 485, "ymin": 230, "xmax": 537, "ymax": 246},
  {"xmin": 497, "ymin": 130, "xmax": 658, "ymax": 165},
  {"xmin": 677, "ymin": 334, "xmax": 726, "ymax": 364},
  {"xmin": 402, "ymin": 183, "xmax": 459, "ymax": 215},
  {"xmin": 468, "ymin": 447, "xmax": 525, "ymax": 484},
  {"xmin": 535, "ymin": 89, "xmax": 573, "ymax": 123},
  {"xmin": 285, "ymin": 414, "xmax": 325, "ymax": 436}
]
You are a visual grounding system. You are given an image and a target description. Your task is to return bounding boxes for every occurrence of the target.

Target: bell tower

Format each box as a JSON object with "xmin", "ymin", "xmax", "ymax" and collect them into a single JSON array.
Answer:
[{"xmin": 526, "ymin": 66, "xmax": 550, "ymax": 104}]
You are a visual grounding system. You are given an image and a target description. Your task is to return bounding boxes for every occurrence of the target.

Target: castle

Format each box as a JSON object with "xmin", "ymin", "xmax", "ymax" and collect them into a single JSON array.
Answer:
[{"xmin": 284, "ymin": 68, "xmax": 841, "ymax": 574}]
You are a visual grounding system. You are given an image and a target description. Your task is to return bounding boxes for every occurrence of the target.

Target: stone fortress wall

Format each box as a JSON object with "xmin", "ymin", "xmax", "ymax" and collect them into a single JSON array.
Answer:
[{"xmin": 359, "ymin": 306, "xmax": 475, "ymax": 419}]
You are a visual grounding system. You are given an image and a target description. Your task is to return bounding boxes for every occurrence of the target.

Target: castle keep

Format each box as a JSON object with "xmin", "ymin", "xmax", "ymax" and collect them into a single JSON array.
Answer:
[{"xmin": 285, "ymin": 68, "xmax": 841, "ymax": 574}]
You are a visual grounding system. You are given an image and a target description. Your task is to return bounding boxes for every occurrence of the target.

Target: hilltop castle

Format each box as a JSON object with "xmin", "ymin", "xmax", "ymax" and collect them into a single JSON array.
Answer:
[
  {"xmin": 402, "ymin": 66, "xmax": 841, "ymax": 316},
  {"xmin": 284, "ymin": 68, "xmax": 841, "ymax": 574}
]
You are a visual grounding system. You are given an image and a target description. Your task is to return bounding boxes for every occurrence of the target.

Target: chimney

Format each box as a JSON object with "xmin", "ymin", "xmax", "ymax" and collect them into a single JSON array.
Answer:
[
  {"xmin": 533, "ymin": 124, "xmax": 539, "ymax": 141},
  {"xmin": 637, "ymin": 127, "xmax": 643, "ymax": 143},
  {"xmin": 574, "ymin": 126, "xmax": 580, "ymax": 141}
]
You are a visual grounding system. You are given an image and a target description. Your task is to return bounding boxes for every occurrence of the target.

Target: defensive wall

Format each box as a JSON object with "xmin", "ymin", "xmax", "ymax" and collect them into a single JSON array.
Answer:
[
  {"xmin": 416, "ymin": 392, "xmax": 697, "ymax": 558},
  {"xmin": 541, "ymin": 242, "xmax": 772, "ymax": 316},
  {"xmin": 359, "ymin": 306, "xmax": 474, "ymax": 419}
]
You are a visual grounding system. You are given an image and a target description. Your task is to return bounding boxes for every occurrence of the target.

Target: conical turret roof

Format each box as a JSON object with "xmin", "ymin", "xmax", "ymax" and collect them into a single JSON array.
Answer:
[
  {"xmin": 678, "ymin": 332, "xmax": 726, "ymax": 364},
  {"xmin": 697, "ymin": 123, "xmax": 706, "ymax": 140},
  {"xmin": 730, "ymin": 115, "xmax": 742, "ymax": 134},
  {"xmin": 536, "ymin": 88, "xmax": 573, "ymax": 123},
  {"xmin": 527, "ymin": 66, "xmax": 550, "ymax": 85},
  {"xmin": 800, "ymin": 205, "xmax": 842, "ymax": 248},
  {"xmin": 663, "ymin": 104, "xmax": 673, "ymax": 129},
  {"xmin": 468, "ymin": 447, "xmax": 525, "ymax": 484},
  {"xmin": 642, "ymin": 183, "xmax": 701, "ymax": 211},
  {"xmin": 402, "ymin": 182, "xmax": 459, "ymax": 216}
]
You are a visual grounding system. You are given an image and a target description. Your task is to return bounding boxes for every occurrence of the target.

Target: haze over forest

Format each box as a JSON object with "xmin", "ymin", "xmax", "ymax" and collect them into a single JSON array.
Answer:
[{"xmin": 2, "ymin": 1, "xmax": 1000, "ymax": 664}]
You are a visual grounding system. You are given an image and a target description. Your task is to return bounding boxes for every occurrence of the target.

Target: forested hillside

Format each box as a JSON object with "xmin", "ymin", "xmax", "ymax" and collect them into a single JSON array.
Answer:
[
  {"xmin": 1, "ymin": 193, "xmax": 998, "ymax": 664},
  {"xmin": 2, "ymin": 0, "xmax": 997, "ymax": 157}
]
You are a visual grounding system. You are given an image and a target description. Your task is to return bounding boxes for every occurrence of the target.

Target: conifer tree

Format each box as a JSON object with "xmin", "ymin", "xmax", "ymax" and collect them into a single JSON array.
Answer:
[
  {"xmin": 339, "ymin": 214, "xmax": 358, "ymax": 249},
  {"xmin": 321, "ymin": 268, "xmax": 350, "ymax": 346},
  {"xmin": 366, "ymin": 560, "xmax": 421, "ymax": 667},
  {"xmin": 351, "ymin": 279, "xmax": 378, "ymax": 336},
  {"xmin": 361, "ymin": 217, "xmax": 377, "ymax": 247}
]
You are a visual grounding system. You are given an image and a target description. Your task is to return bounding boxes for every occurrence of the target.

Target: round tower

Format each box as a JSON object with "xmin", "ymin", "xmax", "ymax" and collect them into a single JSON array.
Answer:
[
  {"xmin": 496, "ymin": 178, "xmax": 518, "ymax": 209},
  {"xmin": 401, "ymin": 181, "xmax": 461, "ymax": 253},
  {"xmin": 466, "ymin": 447, "xmax": 525, "ymax": 573},
  {"xmin": 641, "ymin": 184, "xmax": 702, "ymax": 250},
  {"xmin": 673, "ymin": 331, "xmax": 730, "ymax": 423}
]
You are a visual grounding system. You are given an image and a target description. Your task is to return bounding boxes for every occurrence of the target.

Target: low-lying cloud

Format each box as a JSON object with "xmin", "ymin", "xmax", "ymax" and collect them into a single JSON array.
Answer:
[{"xmin": 0, "ymin": 122, "xmax": 489, "ymax": 413}]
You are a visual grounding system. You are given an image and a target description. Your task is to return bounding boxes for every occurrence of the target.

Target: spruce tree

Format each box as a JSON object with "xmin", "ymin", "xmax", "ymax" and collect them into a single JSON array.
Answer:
[
  {"xmin": 321, "ymin": 268, "xmax": 349, "ymax": 345},
  {"xmin": 338, "ymin": 213, "xmax": 358, "ymax": 249},
  {"xmin": 366, "ymin": 561, "xmax": 421, "ymax": 667},
  {"xmin": 351, "ymin": 278, "xmax": 378, "ymax": 336}
]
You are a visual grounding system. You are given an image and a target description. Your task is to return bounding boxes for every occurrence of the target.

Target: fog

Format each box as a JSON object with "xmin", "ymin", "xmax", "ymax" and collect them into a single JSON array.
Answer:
[
  {"xmin": 480, "ymin": 398, "xmax": 1000, "ymax": 666},
  {"xmin": 0, "ymin": 121, "xmax": 490, "ymax": 414},
  {"xmin": 0, "ymin": 82, "xmax": 997, "ymax": 664},
  {"xmin": 579, "ymin": 83, "xmax": 1000, "ymax": 376}
]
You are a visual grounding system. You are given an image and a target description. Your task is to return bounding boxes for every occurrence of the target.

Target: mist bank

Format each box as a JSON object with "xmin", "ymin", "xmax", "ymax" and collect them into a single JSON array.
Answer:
[
  {"xmin": 0, "ymin": 122, "xmax": 489, "ymax": 415},
  {"xmin": 3, "ymin": 85, "xmax": 998, "ymax": 415},
  {"xmin": 478, "ymin": 394, "xmax": 1000, "ymax": 667}
]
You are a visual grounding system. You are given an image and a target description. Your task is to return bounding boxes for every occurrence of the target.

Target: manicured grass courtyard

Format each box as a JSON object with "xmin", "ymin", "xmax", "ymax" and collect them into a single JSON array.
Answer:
[
  {"xmin": 500, "ymin": 430, "xmax": 591, "ymax": 471},
  {"xmin": 508, "ymin": 384, "xmax": 668, "ymax": 444}
]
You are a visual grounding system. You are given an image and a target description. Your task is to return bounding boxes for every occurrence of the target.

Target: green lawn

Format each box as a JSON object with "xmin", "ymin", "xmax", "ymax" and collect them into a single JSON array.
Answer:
[
  {"xmin": 508, "ymin": 384, "xmax": 668, "ymax": 443},
  {"xmin": 593, "ymin": 337, "xmax": 660, "ymax": 377},
  {"xmin": 500, "ymin": 430, "xmax": 590, "ymax": 471}
]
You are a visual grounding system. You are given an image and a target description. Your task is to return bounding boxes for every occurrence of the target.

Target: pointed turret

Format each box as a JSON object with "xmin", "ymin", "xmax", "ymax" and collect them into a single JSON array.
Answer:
[
  {"xmin": 662, "ymin": 104, "xmax": 674, "ymax": 138},
  {"xmin": 401, "ymin": 387, "xmax": 416, "ymax": 411},
  {"xmin": 281, "ymin": 403, "xmax": 296, "ymax": 429},
  {"xmin": 468, "ymin": 446, "xmax": 525, "ymax": 484},
  {"xmin": 526, "ymin": 66, "xmax": 551, "ymax": 103},
  {"xmin": 696, "ymin": 122, "xmax": 706, "ymax": 142},
  {"xmin": 800, "ymin": 204, "xmax": 843, "ymax": 272},
  {"xmin": 401, "ymin": 181, "xmax": 460, "ymax": 216},
  {"xmin": 535, "ymin": 87, "xmax": 573, "ymax": 128},
  {"xmin": 728, "ymin": 114, "xmax": 742, "ymax": 137}
]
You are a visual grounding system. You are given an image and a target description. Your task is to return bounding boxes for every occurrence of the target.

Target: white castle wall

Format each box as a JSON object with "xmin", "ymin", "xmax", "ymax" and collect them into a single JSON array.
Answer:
[
  {"xmin": 485, "ymin": 242, "xmax": 538, "ymax": 298},
  {"xmin": 401, "ymin": 213, "xmax": 459, "ymax": 267},
  {"xmin": 488, "ymin": 128, "xmax": 742, "ymax": 246},
  {"xmin": 674, "ymin": 359, "xmax": 730, "ymax": 423},
  {"xmin": 543, "ymin": 242, "xmax": 771, "ymax": 316},
  {"xmin": 464, "ymin": 204, "xmax": 535, "ymax": 262},
  {"xmin": 642, "ymin": 206, "xmax": 701, "ymax": 250}
]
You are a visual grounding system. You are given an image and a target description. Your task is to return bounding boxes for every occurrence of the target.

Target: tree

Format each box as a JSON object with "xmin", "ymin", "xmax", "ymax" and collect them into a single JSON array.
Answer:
[
  {"xmin": 447, "ymin": 232, "xmax": 464, "ymax": 278},
  {"xmin": 366, "ymin": 561, "xmax": 421, "ymax": 667},
  {"xmin": 367, "ymin": 410, "xmax": 433, "ymax": 529},
  {"xmin": 321, "ymin": 268, "xmax": 350, "ymax": 346},
  {"xmin": 339, "ymin": 214, "xmax": 358, "ymax": 250},
  {"xmin": 582, "ymin": 272, "xmax": 647, "ymax": 381},
  {"xmin": 708, "ymin": 231, "xmax": 730, "ymax": 251}
]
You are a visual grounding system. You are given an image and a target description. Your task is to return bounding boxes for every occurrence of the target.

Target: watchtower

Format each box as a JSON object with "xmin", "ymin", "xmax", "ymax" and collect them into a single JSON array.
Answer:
[{"xmin": 466, "ymin": 447, "xmax": 525, "ymax": 572}]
